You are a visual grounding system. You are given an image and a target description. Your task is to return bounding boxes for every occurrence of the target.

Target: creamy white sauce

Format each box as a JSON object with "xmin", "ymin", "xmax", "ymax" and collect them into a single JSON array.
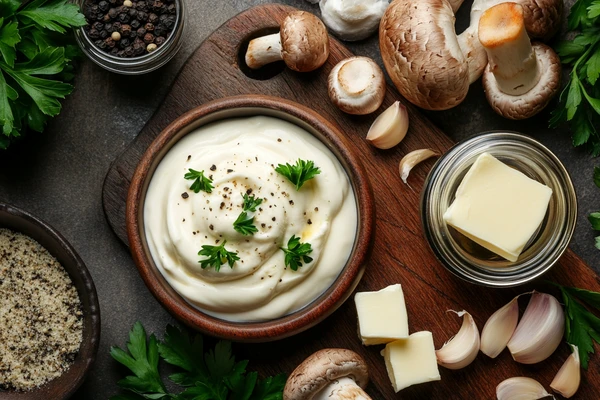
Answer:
[{"xmin": 144, "ymin": 116, "xmax": 357, "ymax": 322}]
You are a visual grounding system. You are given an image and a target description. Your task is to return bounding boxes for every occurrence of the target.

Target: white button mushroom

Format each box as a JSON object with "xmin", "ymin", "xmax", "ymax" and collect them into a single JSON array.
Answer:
[
  {"xmin": 283, "ymin": 348, "xmax": 372, "ymax": 400},
  {"xmin": 245, "ymin": 11, "xmax": 330, "ymax": 72},
  {"xmin": 478, "ymin": 3, "xmax": 561, "ymax": 120},
  {"xmin": 328, "ymin": 56, "xmax": 386, "ymax": 115},
  {"xmin": 319, "ymin": 0, "xmax": 389, "ymax": 41}
]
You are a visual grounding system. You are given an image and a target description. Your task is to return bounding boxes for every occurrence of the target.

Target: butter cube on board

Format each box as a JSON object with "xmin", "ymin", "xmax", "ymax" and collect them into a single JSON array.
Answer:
[
  {"xmin": 355, "ymin": 284, "xmax": 408, "ymax": 345},
  {"xmin": 443, "ymin": 152, "xmax": 552, "ymax": 262},
  {"xmin": 382, "ymin": 331, "xmax": 441, "ymax": 392}
]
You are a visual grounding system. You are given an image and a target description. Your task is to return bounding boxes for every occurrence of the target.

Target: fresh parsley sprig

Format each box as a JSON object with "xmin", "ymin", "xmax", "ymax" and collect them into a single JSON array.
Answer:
[
  {"xmin": 275, "ymin": 159, "xmax": 321, "ymax": 190},
  {"xmin": 198, "ymin": 240, "xmax": 239, "ymax": 272},
  {"xmin": 281, "ymin": 235, "xmax": 313, "ymax": 271},
  {"xmin": 184, "ymin": 169, "xmax": 213, "ymax": 194},
  {"xmin": 590, "ymin": 166, "xmax": 600, "ymax": 249},
  {"xmin": 110, "ymin": 322, "xmax": 286, "ymax": 400},
  {"xmin": 550, "ymin": 0, "xmax": 600, "ymax": 155},
  {"xmin": 233, "ymin": 212, "xmax": 258, "ymax": 236},
  {"xmin": 242, "ymin": 193, "xmax": 263, "ymax": 212}
]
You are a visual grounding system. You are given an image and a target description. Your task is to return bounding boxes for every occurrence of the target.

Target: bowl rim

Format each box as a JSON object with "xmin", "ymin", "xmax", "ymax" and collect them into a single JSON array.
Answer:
[
  {"xmin": 126, "ymin": 95, "xmax": 374, "ymax": 342},
  {"xmin": 420, "ymin": 131, "xmax": 577, "ymax": 288},
  {"xmin": 0, "ymin": 203, "xmax": 101, "ymax": 399}
]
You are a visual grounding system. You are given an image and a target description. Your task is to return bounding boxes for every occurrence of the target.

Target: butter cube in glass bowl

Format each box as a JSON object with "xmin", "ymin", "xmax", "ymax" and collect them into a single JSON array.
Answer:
[{"xmin": 355, "ymin": 284, "xmax": 408, "ymax": 345}]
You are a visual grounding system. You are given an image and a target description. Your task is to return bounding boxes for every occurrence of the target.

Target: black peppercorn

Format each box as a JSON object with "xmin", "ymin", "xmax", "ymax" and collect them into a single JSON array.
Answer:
[
  {"xmin": 148, "ymin": 13, "xmax": 158, "ymax": 23},
  {"xmin": 98, "ymin": 0, "xmax": 109, "ymax": 11},
  {"xmin": 108, "ymin": 7, "xmax": 118, "ymax": 18},
  {"xmin": 124, "ymin": 45, "xmax": 134, "ymax": 56},
  {"xmin": 143, "ymin": 32, "xmax": 154, "ymax": 44},
  {"xmin": 120, "ymin": 24, "xmax": 132, "ymax": 36},
  {"xmin": 158, "ymin": 13, "xmax": 167, "ymax": 23},
  {"xmin": 94, "ymin": 39, "xmax": 107, "ymax": 49},
  {"xmin": 110, "ymin": 47, "xmax": 120, "ymax": 56},
  {"xmin": 105, "ymin": 22, "xmax": 113, "ymax": 31},
  {"xmin": 154, "ymin": 25, "xmax": 165, "ymax": 37},
  {"xmin": 111, "ymin": 21, "xmax": 122, "ymax": 31},
  {"xmin": 137, "ymin": 11, "xmax": 148, "ymax": 21},
  {"xmin": 117, "ymin": 12, "xmax": 130, "ymax": 23},
  {"xmin": 144, "ymin": 22, "xmax": 154, "ymax": 31},
  {"xmin": 130, "ymin": 19, "xmax": 140, "ymax": 29},
  {"xmin": 100, "ymin": 29, "xmax": 109, "ymax": 38},
  {"xmin": 136, "ymin": 27, "xmax": 146, "ymax": 36},
  {"xmin": 128, "ymin": 8, "xmax": 137, "ymax": 18},
  {"xmin": 88, "ymin": 28, "xmax": 101, "ymax": 39},
  {"xmin": 155, "ymin": 36, "xmax": 165, "ymax": 46},
  {"xmin": 164, "ymin": 14, "xmax": 175, "ymax": 29},
  {"xmin": 104, "ymin": 37, "xmax": 116, "ymax": 48},
  {"xmin": 133, "ymin": 42, "xmax": 145, "ymax": 55},
  {"xmin": 119, "ymin": 37, "xmax": 131, "ymax": 48},
  {"xmin": 167, "ymin": 3, "xmax": 175, "ymax": 14},
  {"xmin": 151, "ymin": 1, "xmax": 163, "ymax": 12},
  {"xmin": 108, "ymin": 0, "xmax": 117, "ymax": 4}
]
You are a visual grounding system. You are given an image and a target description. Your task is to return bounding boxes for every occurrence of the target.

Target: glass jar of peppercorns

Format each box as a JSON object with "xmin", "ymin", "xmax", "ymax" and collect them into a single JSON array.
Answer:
[{"xmin": 75, "ymin": 0, "xmax": 185, "ymax": 74}]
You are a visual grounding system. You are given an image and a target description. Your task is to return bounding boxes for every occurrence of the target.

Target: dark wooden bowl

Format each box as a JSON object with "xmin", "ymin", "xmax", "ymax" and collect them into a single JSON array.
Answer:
[
  {"xmin": 126, "ymin": 95, "xmax": 374, "ymax": 342},
  {"xmin": 0, "ymin": 203, "xmax": 101, "ymax": 399}
]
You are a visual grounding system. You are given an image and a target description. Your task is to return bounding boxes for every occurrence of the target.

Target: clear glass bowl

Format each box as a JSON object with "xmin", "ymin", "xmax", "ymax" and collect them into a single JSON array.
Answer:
[
  {"xmin": 421, "ymin": 132, "xmax": 577, "ymax": 287},
  {"xmin": 74, "ymin": 0, "xmax": 186, "ymax": 75}
]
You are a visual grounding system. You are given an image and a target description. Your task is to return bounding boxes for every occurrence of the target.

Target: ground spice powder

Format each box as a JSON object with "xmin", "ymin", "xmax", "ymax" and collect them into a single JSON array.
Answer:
[{"xmin": 0, "ymin": 228, "xmax": 83, "ymax": 391}]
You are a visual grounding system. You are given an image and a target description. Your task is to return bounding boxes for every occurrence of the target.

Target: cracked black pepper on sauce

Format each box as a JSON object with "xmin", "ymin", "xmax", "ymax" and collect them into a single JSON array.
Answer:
[
  {"xmin": 0, "ymin": 229, "xmax": 83, "ymax": 391},
  {"xmin": 83, "ymin": 0, "xmax": 177, "ymax": 58}
]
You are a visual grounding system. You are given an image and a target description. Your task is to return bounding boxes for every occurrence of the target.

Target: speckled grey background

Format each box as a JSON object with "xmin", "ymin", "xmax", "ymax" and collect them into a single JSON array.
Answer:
[{"xmin": 0, "ymin": 0, "xmax": 597, "ymax": 398}]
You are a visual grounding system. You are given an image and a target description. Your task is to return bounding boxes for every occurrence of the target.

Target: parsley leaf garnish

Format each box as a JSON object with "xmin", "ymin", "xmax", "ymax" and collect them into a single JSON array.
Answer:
[
  {"xmin": 233, "ymin": 211, "xmax": 258, "ymax": 236},
  {"xmin": 281, "ymin": 235, "xmax": 313, "ymax": 271},
  {"xmin": 111, "ymin": 323, "xmax": 286, "ymax": 400},
  {"xmin": 184, "ymin": 168, "xmax": 213, "ymax": 193},
  {"xmin": 550, "ymin": 0, "xmax": 600, "ymax": 155},
  {"xmin": 555, "ymin": 284, "xmax": 600, "ymax": 369},
  {"xmin": 0, "ymin": 0, "xmax": 85, "ymax": 149},
  {"xmin": 198, "ymin": 240, "xmax": 239, "ymax": 272},
  {"xmin": 242, "ymin": 193, "xmax": 263, "ymax": 212},
  {"xmin": 275, "ymin": 159, "xmax": 321, "ymax": 190}
]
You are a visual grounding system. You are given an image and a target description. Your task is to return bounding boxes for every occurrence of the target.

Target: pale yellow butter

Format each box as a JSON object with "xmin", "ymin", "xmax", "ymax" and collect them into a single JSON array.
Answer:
[
  {"xmin": 443, "ymin": 153, "xmax": 552, "ymax": 262},
  {"xmin": 382, "ymin": 331, "xmax": 441, "ymax": 392},
  {"xmin": 355, "ymin": 284, "xmax": 408, "ymax": 345}
]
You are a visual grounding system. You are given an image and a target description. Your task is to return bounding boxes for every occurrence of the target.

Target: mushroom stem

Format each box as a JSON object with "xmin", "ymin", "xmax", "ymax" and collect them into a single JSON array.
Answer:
[
  {"xmin": 245, "ymin": 33, "xmax": 283, "ymax": 70},
  {"xmin": 478, "ymin": 2, "xmax": 539, "ymax": 95},
  {"xmin": 313, "ymin": 377, "xmax": 372, "ymax": 400}
]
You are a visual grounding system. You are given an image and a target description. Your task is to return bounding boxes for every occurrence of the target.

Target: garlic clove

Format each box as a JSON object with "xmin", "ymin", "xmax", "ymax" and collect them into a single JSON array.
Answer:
[
  {"xmin": 480, "ymin": 296, "xmax": 520, "ymax": 358},
  {"xmin": 399, "ymin": 149, "xmax": 439, "ymax": 184},
  {"xmin": 507, "ymin": 292, "xmax": 564, "ymax": 364},
  {"xmin": 366, "ymin": 101, "xmax": 409, "ymax": 149},
  {"xmin": 496, "ymin": 377, "xmax": 553, "ymax": 400},
  {"xmin": 436, "ymin": 310, "xmax": 480, "ymax": 370},
  {"xmin": 550, "ymin": 345, "xmax": 580, "ymax": 398}
]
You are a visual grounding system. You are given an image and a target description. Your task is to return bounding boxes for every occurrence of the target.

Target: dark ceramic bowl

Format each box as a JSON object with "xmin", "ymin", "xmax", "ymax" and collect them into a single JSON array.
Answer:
[
  {"xmin": 0, "ymin": 203, "xmax": 101, "ymax": 399},
  {"xmin": 126, "ymin": 95, "xmax": 374, "ymax": 342}
]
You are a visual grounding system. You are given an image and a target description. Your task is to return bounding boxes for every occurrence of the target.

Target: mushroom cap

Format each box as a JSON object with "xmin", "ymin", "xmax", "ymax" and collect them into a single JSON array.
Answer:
[
  {"xmin": 482, "ymin": 42, "xmax": 561, "ymax": 120},
  {"xmin": 283, "ymin": 348, "xmax": 369, "ymax": 400},
  {"xmin": 519, "ymin": 0, "xmax": 563, "ymax": 41},
  {"xmin": 280, "ymin": 11, "xmax": 330, "ymax": 72},
  {"xmin": 379, "ymin": 0, "xmax": 470, "ymax": 110},
  {"xmin": 328, "ymin": 56, "xmax": 386, "ymax": 115},
  {"xmin": 319, "ymin": 0, "xmax": 389, "ymax": 42}
]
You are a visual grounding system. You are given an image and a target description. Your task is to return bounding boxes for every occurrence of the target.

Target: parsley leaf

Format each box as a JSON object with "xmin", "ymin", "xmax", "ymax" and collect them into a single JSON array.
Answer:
[
  {"xmin": 19, "ymin": 0, "xmax": 87, "ymax": 34},
  {"xmin": 281, "ymin": 235, "xmax": 313, "ymax": 271},
  {"xmin": 184, "ymin": 169, "xmax": 213, "ymax": 194},
  {"xmin": 233, "ymin": 211, "xmax": 258, "ymax": 236},
  {"xmin": 198, "ymin": 240, "xmax": 239, "ymax": 272},
  {"xmin": 112, "ymin": 323, "xmax": 286, "ymax": 400},
  {"xmin": 275, "ymin": 159, "xmax": 321, "ymax": 190},
  {"xmin": 242, "ymin": 193, "xmax": 262, "ymax": 212},
  {"xmin": 0, "ymin": 18, "xmax": 20, "ymax": 67}
]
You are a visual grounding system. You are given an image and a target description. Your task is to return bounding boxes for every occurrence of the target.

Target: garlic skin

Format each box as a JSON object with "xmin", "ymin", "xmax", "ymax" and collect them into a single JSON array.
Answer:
[
  {"xmin": 496, "ymin": 377, "xmax": 553, "ymax": 400},
  {"xmin": 507, "ymin": 292, "xmax": 564, "ymax": 364},
  {"xmin": 480, "ymin": 296, "xmax": 519, "ymax": 358},
  {"xmin": 436, "ymin": 310, "xmax": 480, "ymax": 370},
  {"xmin": 550, "ymin": 345, "xmax": 580, "ymax": 398},
  {"xmin": 366, "ymin": 101, "xmax": 409, "ymax": 149},
  {"xmin": 399, "ymin": 149, "xmax": 439, "ymax": 184}
]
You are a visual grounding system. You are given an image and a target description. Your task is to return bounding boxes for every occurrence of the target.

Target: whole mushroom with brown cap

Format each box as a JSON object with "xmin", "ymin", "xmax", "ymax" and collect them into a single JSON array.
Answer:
[
  {"xmin": 245, "ymin": 11, "xmax": 330, "ymax": 72},
  {"xmin": 328, "ymin": 56, "xmax": 386, "ymax": 115},
  {"xmin": 478, "ymin": 2, "xmax": 561, "ymax": 120},
  {"xmin": 284, "ymin": 348, "xmax": 372, "ymax": 400}
]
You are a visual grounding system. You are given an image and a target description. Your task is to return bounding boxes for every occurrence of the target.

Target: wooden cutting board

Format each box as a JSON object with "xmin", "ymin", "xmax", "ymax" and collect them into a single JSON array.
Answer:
[{"xmin": 102, "ymin": 4, "xmax": 600, "ymax": 398}]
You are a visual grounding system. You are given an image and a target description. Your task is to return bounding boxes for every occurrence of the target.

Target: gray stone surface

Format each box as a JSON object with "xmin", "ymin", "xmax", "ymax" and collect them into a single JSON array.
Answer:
[{"xmin": 0, "ymin": 0, "xmax": 597, "ymax": 398}]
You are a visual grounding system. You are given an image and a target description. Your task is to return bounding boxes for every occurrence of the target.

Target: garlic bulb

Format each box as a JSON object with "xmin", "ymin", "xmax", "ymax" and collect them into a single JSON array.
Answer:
[
  {"xmin": 496, "ymin": 377, "xmax": 553, "ymax": 400},
  {"xmin": 399, "ymin": 149, "xmax": 439, "ymax": 184},
  {"xmin": 507, "ymin": 292, "xmax": 564, "ymax": 364},
  {"xmin": 550, "ymin": 345, "xmax": 580, "ymax": 398},
  {"xmin": 480, "ymin": 296, "xmax": 519, "ymax": 358},
  {"xmin": 436, "ymin": 310, "xmax": 480, "ymax": 370},
  {"xmin": 366, "ymin": 101, "xmax": 409, "ymax": 149}
]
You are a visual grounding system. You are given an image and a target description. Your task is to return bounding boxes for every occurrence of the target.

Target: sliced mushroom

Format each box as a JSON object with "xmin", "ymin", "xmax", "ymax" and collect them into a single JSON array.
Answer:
[
  {"xmin": 328, "ymin": 56, "xmax": 386, "ymax": 115},
  {"xmin": 283, "ymin": 348, "xmax": 372, "ymax": 400},
  {"xmin": 479, "ymin": 3, "xmax": 561, "ymax": 120},
  {"xmin": 319, "ymin": 0, "xmax": 389, "ymax": 41},
  {"xmin": 245, "ymin": 11, "xmax": 330, "ymax": 72}
]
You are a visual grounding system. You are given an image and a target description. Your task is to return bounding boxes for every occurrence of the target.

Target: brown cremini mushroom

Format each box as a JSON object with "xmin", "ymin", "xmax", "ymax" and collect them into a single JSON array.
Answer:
[
  {"xmin": 479, "ymin": 2, "xmax": 561, "ymax": 120},
  {"xmin": 283, "ymin": 348, "xmax": 372, "ymax": 400},
  {"xmin": 328, "ymin": 56, "xmax": 386, "ymax": 115},
  {"xmin": 245, "ymin": 11, "xmax": 330, "ymax": 72}
]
